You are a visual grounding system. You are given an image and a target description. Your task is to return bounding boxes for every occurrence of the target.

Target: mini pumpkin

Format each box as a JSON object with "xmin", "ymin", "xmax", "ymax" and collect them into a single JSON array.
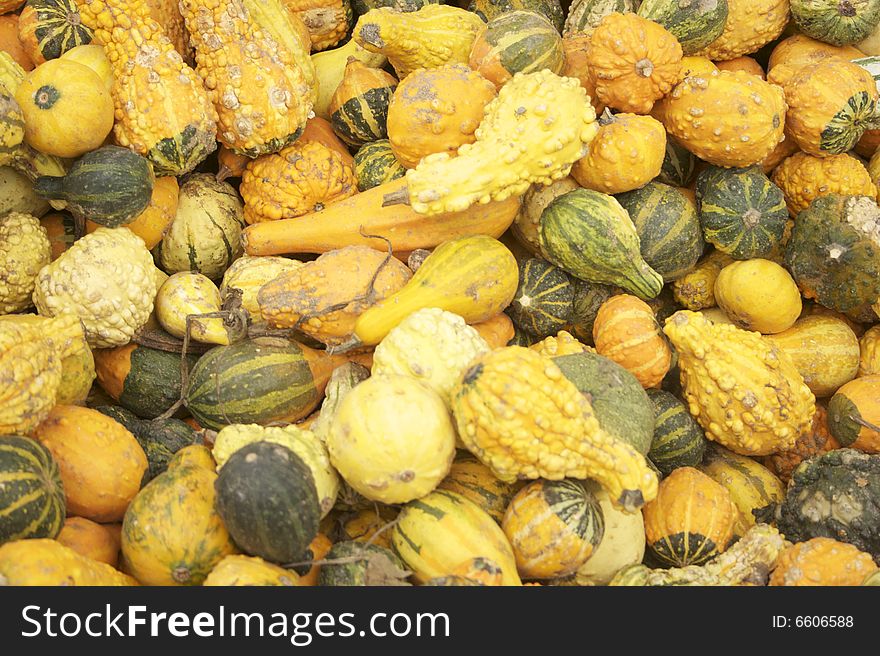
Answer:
[
  {"xmin": 771, "ymin": 151, "xmax": 877, "ymax": 216},
  {"xmin": 770, "ymin": 538, "xmax": 878, "ymax": 586},
  {"xmin": 828, "ymin": 375, "xmax": 880, "ymax": 453}
]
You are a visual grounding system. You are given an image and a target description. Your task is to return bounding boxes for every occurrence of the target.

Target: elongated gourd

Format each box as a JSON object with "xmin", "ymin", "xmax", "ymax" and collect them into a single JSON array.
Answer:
[{"xmin": 0, "ymin": 539, "xmax": 137, "ymax": 585}]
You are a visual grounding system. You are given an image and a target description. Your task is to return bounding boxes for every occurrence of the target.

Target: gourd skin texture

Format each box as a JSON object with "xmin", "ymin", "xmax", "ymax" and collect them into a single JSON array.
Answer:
[
  {"xmin": 770, "ymin": 537, "xmax": 878, "ymax": 585},
  {"xmin": 403, "ymin": 70, "xmax": 599, "ymax": 216},
  {"xmin": 78, "ymin": 0, "xmax": 218, "ymax": 176},
  {"xmin": 451, "ymin": 346, "xmax": 658, "ymax": 512},
  {"xmin": 762, "ymin": 405, "xmax": 840, "ymax": 483},
  {"xmin": 860, "ymin": 325, "xmax": 880, "ymax": 376},
  {"xmin": 33, "ymin": 227, "xmax": 160, "ymax": 348},
  {"xmin": 56, "ymin": 517, "xmax": 121, "ymax": 567},
  {"xmin": 693, "ymin": 0, "xmax": 790, "ymax": 61},
  {"xmin": 0, "ymin": 211, "xmax": 50, "ymax": 314},
  {"xmin": 772, "ymin": 152, "xmax": 877, "ymax": 217},
  {"xmin": 713, "ymin": 259, "xmax": 802, "ymax": 334},
  {"xmin": 437, "ymin": 453, "xmax": 519, "ymax": 524},
  {"xmin": 663, "ymin": 310, "xmax": 816, "ymax": 456},
  {"xmin": 310, "ymin": 39, "xmax": 386, "ymax": 121},
  {"xmin": 0, "ymin": 539, "xmax": 137, "ymax": 585},
  {"xmin": 283, "ymin": 0, "xmax": 353, "ymax": 52},
  {"xmin": 532, "ymin": 330, "xmax": 593, "ymax": 358},
  {"xmin": 204, "ymin": 555, "xmax": 300, "ymax": 586},
  {"xmin": 791, "ymin": 0, "xmax": 880, "ymax": 46},
  {"xmin": 179, "ymin": 0, "xmax": 311, "ymax": 157},
  {"xmin": 353, "ymin": 5, "xmax": 484, "ymax": 80},
  {"xmin": 220, "ymin": 255, "xmax": 304, "ymax": 324}
]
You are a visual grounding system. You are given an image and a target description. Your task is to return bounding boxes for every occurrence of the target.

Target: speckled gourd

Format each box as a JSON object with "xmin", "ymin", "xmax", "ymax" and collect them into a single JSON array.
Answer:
[{"xmin": 0, "ymin": 212, "xmax": 49, "ymax": 314}]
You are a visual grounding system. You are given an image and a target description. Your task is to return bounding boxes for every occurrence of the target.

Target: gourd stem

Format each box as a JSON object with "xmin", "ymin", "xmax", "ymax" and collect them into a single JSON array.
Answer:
[
  {"xmin": 382, "ymin": 187, "xmax": 410, "ymax": 207},
  {"xmin": 32, "ymin": 175, "xmax": 66, "ymax": 200},
  {"xmin": 852, "ymin": 415, "xmax": 880, "ymax": 434}
]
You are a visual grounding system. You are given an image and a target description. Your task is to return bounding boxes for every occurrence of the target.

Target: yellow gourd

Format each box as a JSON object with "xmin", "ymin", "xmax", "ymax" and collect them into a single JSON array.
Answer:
[
  {"xmin": 713, "ymin": 259, "xmax": 802, "ymax": 334},
  {"xmin": 0, "ymin": 211, "xmax": 50, "ymax": 314},
  {"xmin": 693, "ymin": 0, "xmax": 790, "ymax": 62},
  {"xmin": 772, "ymin": 152, "xmax": 877, "ymax": 216},
  {"xmin": 0, "ymin": 539, "xmax": 137, "ymax": 586},
  {"xmin": 310, "ymin": 39, "xmax": 386, "ymax": 120},
  {"xmin": 60, "ymin": 44, "xmax": 114, "ymax": 93},
  {"xmin": 219, "ymin": 255, "xmax": 304, "ymax": 325},
  {"xmin": 154, "ymin": 271, "xmax": 233, "ymax": 346},
  {"xmin": 859, "ymin": 325, "xmax": 880, "ymax": 377},
  {"xmin": 204, "ymin": 555, "xmax": 300, "ymax": 586}
]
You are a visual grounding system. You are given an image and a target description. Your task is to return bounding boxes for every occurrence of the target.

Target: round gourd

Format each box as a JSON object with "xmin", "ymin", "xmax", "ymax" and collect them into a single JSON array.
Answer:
[
  {"xmin": 714, "ymin": 259, "xmax": 802, "ymax": 334},
  {"xmin": 828, "ymin": 376, "xmax": 880, "ymax": 453},
  {"xmin": 17, "ymin": 0, "xmax": 93, "ymax": 65},
  {"xmin": 715, "ymin": 55, "xmax": 765, "ymax": 77},
  {"xmin": 328, "ymin": 58, "xmax": 397, "ymax": 147},
  {"xmin": 646, "ymin": 388, "xmax": 707, "ymax": 476},
  {"xmin": 860, "ymin": 325, "xmax": 880, "ymax": 376},
  {"xmin": 468, "ymin": 10, "xmax": 564, "ymax": 89},
  {"xmin": 154, "ymin": 271, "xmax": 232, "ymax": 346},
  {"xmin": 215, "ymin": 441, "xmax": 320, "ymax": 563},
  {"xmin": 56, "ymin": 516, "xmax": 120, "ymax": 567},
  {"xmin": 318, "ymin": 541, "xmax": 408, "ymax": 586},
  {"xmin": 772, "ymin": 152, "xmax": 877, "ymax": 218},
  {"xmin": 637, "ymin": 0, "xmax": 729, "ymax": 55},
  {"xmin": 506, "ymin": 258, "xmax": 574, "ymax": 338},
  {"xmin": 327, "ymin": 374, "xmax": 456, "ymax": 503},
  {"xmin": 771, "ymin": 537, "xmax": 879, "ymax": 586},
  {"xmin": 0, "ymin": 436, "xmax": 65, "ymax": 545},
  {"xmin": 353, "ymin": 139, "xmax": 405, "ymax": 190},
  {"xmin": 436, "ymin": 453, "xmax": 519, "ymax": 524},
  {"xmin": 14, "ymin": 57, "xmax": 112, "ymax": 157},
  {"xmin": 204, "ymin": 555, "xmax": 300, "ymax": 586},
  {"xmin": 694, "ymin": 165, "xmax": 788, "ymax": 260},
  {"xmin": 59, "ymin": 43, "xmax": 112, "ymax": 92},
  {"xmin": 790, "ymin": 0, "xmax": 880, "ymax": 46},
  {"xmin": 471, "ymin": 0, "xmax": 564, "ymax": 31},
  {"xmin": 502, "ymin": 479, "xmax": 604, "ymax": 579},
  {"xmin": 767, "ymin": 33, "xmax": 865, "ymax": 72},
  {"xmin": 84, "ymin": 176, "xmax": 179, "ymax": 250},
  {"xmin": 616, "ymin": 181, "xmax": 704, "ymax": 281}
]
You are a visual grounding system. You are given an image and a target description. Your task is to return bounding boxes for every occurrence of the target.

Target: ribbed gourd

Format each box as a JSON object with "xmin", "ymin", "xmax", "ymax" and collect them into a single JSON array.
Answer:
[
  {"xmin": 471, "ymin": 0, "xmax": 564, "ymax": 30},
  {"xmin": 437, "ymin": 452, "xmax": 519, "ymax": 524},
  {"xmin": 646, "ymin": 388, "xmax": 708, "ymax": 475},
  {"xmin": 328, "ymin": 58, "xmax": 397, "ymax": 148},
  {"xmin": 353, "ymin": 140, "xmax": 405, "ymax": 190},
  {"xmin": 78, "ymin": 0, "xmax": 218, "ymax": 176},
  {"xmin": 790, "ymin": 0, "xmax": 880, "ymax": 46},
  {"xmin": 637, "ymin": 0, "xmax": 729, "ymax": 55},
  {"xmin": 506, "ymin": 258, "xmax": 574, "ymax": 338},
  {"xmin": 0, "ymin": 436, "xmax": 65, "ymax": 545},
  {"xmin": 663, "ymin": 310, "xmax": 816, "ymax": 456}
]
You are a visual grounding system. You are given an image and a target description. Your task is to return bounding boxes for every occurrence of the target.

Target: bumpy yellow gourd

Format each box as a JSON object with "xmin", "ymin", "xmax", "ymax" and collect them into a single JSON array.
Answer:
[
  {"xmin": 204, "ymin": 555, "xmax": 300, "ymax": 586},
  {"xmin": 0, "ymin": 539, "xmax": 138, "ymax": 586},
  {"xmin": 451, "ymin": 346, "xmax": 658, "ymax": 512},
  {"xmin": 672, "ymin": 250, "xmax": 734, "ymax": 311},
  {"xmin": 713, "ymin": 259, "xmax": 802, "ymax": 334},
  {"xmin": 0, "ymin": 211, "xmax": 50, "ymax": 314},
  {"xmin": 353, "ymin": 5, "xmax": 484, "ymax": 80},
  {"xmin": 529, "ymin": 330, "xmax": 594, "ymax": 357},
  {"xmin": 400, "ymin": 70, "xmax": 598, "ymax": 215},
  {"xmin": 772, "ymin": 152, "xmax": 877, "ymax": 216},
  {"xmin": 694, "ymin": 0, "xmax": 789, "ymax": 61},
  {"xmin": 154, "ymin": 271, "xmax": 232, "ymax": 345},
  {"xmin": 663, "ymin": 310, "xmax": 816, "ymax": 456}
]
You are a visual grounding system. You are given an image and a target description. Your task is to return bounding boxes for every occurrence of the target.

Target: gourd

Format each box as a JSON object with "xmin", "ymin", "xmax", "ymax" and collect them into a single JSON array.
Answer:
[
  {"xmin": 310, "ymin": 39, "xmax": 386, "ymax": 120},
  {"xmin": 179, "ymin": 0, "xmax": 311, "ymax": 157},
  {"xmin": 78, "ymin": 0, "xmax": 218, "ymax": 176},
  {"xmin": 0, "ymin": 87, "xmax": 23, "ymax": 169},
  {"xmin": 637, "ymin": 0, "xmax": 729, "ymax": 55},
  {"xmin": 571, "ymin": 113, "xmax": 666, "ymax": 195},
  {"xmin": 220, "ymin": 255, "xmax": 303, "ymax": 325},
  {"xmin": 566, "ymin": 280, "xmax": 614, "ymax": 343},
  {"xmin": 713, "ymin": 259, "xmax": 802, "ymax": 334},
  {"xmin": 586, "ymin": 12, "xmax": 683, "ymax": 114},
  {"xmin": 33, "ymin": 145, "xmax": 154, "ymax": 228},
  {"xmin": 506, "ymin": 258, "xmax": 574, "ymax": 338},
  {"xmin": 468, "ymin": 10, "xmax": 564, "ymax": 89},
  {"xmin": 283, "ymin": 0, "xmax": 353, "ymax": 52},
  {"xmin": 643, "ymin": 466, "xmax": 738, "ymax": 566},
  {"xmin": 511, "ymin": 176, "xmax": 579, "ymax": 256},
  {"xmin": 89, "ymin": 176, "xmax": 177, "ymax": 250},
  {"xmin": 327, "ymin": 374, "xmax": 456, "ymax": 503},
  {"xmin": 371, "ymin": 307, "xmax": 490, "ymax": 407},
  {"xmin": 560, "ymin": 32, "xmax": 603, "ymax": 114},
  {"xmin": 770, "ymin": 537, "xmax": 879, "ymax": 585},
  {"xmin": 156, "ymin": 174, "xmax": 244, "ymax": 280},
  {"xmin": 540, "ymin": 189, "xmax": 664, "ymax": 300},
  {"xmin": 790, "ymin": 0, "xmax": 880, "ymax": 46},
  {"xmin": 716, "ymin": 56, "xmax": 766, "ymax": 77},
  {"xmin": 340, "ymin": 506, "xmax": 397, "ymax": 548},
  {"xmin": 204, "ymin": 555, "xmax": 300, "ymax": 586},
  {"xmin": 592, "ymin": 294, "xmax": 672, "ymax": 389},
  {"xmin": 657, "ymin": 136, "xmax": 698, "ymax": 187},
  {"xmin": 563, "ymin": 0, "xmax": 634, "ymax": 36},
  {"xmin": 671, "ymin": 251, "xmax": 733, "ymax": 311},
  {"xmin": 693, "ymin": 0, "xmax": 789, "ymax": 61},
  {"xmin": 0, "ymin": 212, "xmax": 50, "ymax": 314},
  {"xmin": 767, "ymin": 33, "xmax": 865, "ymax": 71},
  {"xmin": 386, "ymin": 63, "xmax": 496, "ymax": 169},
  {"xmin": 828, "ymin": 376, "xmax": 880, "ymax": 453},
  {"xmin": 784, "ymin": 194, "xmax": 880, "ymax": 313},
  {"xmin": 14, "ymin": 58, "xmax": 112, "ymax": 158},
  {"xmin": 31, "ymin": 404, "xmax": 148, "ymax": 522},
  {"xmin": 0, "ymin": 436, "xmax": 65, "ymax": 545},
  {"xmin": 121, "ymin": 464, "xmax": 236, "ymax": 585},
  {"xmin": 154, "ymin": 272, "xmax": 234, "ymax": 346},
  {"xmin": 616, "ymin": 181, "xmax": 704, "ymax": 281},
  {"xmin": 657, "ymin": 70, "xmax": 787, "ymax": 168},
  {"xmin": 471, "ymin": 0, "xmax": 564, "ymax": 31},
  {"xmin": 168, "ymin": 444, "xmax": 216, "ymax": 471},
  {"xmin": 774, "ymin": 153, "xmax": 876, "ymax": 219},
  {"xmin": 240, "ymin": 140, "xmax": 357, "ymax": 224},
  {"xmin": 663, "ymin": 310, "xmax": 816, "ymax": 456},
  {"xmin": 0, "ymin": 15, "xmax": 33, "ymax": 70},
  {"xmin": 502, "ymin": 479, "xmax": 604, "ymax": 579},
  {"xmin": 530, "ymin": 329, "xmax": 593, "ymax": 358},
  {"xmin": 646, "ymin": 388, "xmax": 707, "ymax": 475},
  {"xmin": 354, "ymin": 140, "xmax": 406, "ymax": 190},
  {"xmin": 765, "ymin": 315, "xmax": 860, "ymax": 397},
  {"xmin": 353, "ymin": 6, "xmax": 485, "ymax": 80},
  {"xmin": 328, "ymin": 58, "xmax": 397, "ymax": 148},
  {"xmin": 349, "ymin": 235, "xmax": 518, "ymax": 347},
  {"xmin": 695, "ymin": 165, "xmax": 788, "ymax": 260},
  {"xmin": 33, "ymin": 226, "xmax": 160, "ymax": 348},
  {"xmin": 860, "ymin": 325, "xmax": 880, "ymax": 376},
  {"xmin": 318, "ymin": 541, "xmax": 408, "ymax": 586},
  {"xmin": 451, "ymin": 346, "xmax": 658, "ymax": 511},
  {"xmin": 437, "ymin": 452, "xmax": 519, "ymax": 524},
  {"xmin": 56, "ymin": 517, "xmax": 121, "ymax": 567},
  {"xmin": 143, "ymin": 0, "xmax": 190, "ymax": 63},
  {"xmin": 391, "ymin": 490, "xmax": 522, "ymax": 585},
  {"xmin": 0, "ymin": 165, "xmax": 49, "ymax": 217},
  {"xmin": 393, "ymin": 69, "xmax": 599, "ymax": 217},
  {"xmin": 761, "ymin": 405, "xmax": 840, "ymax": 483},
  {"xmin": 298, "ymin": 534, "xmax": 332, "ymax": 586},
  {"xmin": 17, "ymin": 0, "xmax": 93, "ymax": 65},
  {"xmin": 0, "ymin": 539, "xmax": 137, "ymax": 585}
]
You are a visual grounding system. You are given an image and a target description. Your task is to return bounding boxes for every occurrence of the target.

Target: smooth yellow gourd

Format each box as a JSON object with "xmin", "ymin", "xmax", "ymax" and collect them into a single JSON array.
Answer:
[
  {"xmin": 713, "ymin": 259, "xmax": 802, "ymax": 334},
  {"xmin": 154, "ymin": 272, "xmax": 233, "ymax": 345}
]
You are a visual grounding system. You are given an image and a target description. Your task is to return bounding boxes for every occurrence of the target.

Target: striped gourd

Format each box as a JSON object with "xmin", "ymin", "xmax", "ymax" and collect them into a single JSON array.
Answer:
[
  {"xmin": 470, "ymin": 0, "xmax": 565, "ymax": 32},
  {"xmin": 506, "ymin": 257, "xmax": 574, "ymax": 338},
  {"xmin": 695, "ymin": 165, "xmax": 788, "ymax": 260},
  {"xmin": 563, "ymin": 0, "xmax": 635, "ymax": 36},
  {"xmin": 616, "ymin": 182, "xmax": 704, "ymax": 282},
  {"xmin": 436, "ymin": 452, "xmax": 520, "ymax": 524},
  {"xmin": 637, "ymin": 0, "xmax": 728, "ymax": 55},
  {"xmin": 646, "ymin": 389, "xmax": 707, "ymax": 476},
  {"xmin": 502, "ymin": 479, "xmax": 604, "ymax": 579},
  {"xmin": 392, "ymin": 490, "xmax": 522, "ymax": 585},
  {"xmin": 656, "ymin": 136, "xmax": 698, "ymax": 187},
  {"xmin": 329, "ymin": 58, "xmax": 397, "ymax": 148},
  {"xmin": 0, "ymin": 436, "xmax": 65, "ymax": 545},
  {"xmin": 18, "ymin": 0, "xmax": 93, "ymax": 65},
  {"xmin": 353, "ymin": 139, "xmax": 405, "ymax": 191}
]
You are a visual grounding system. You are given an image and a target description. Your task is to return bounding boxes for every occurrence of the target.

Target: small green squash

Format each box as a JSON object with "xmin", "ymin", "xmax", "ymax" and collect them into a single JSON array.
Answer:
[
  {"xmin": 318, "ymin": 540, "xmax": 409, "ymax": 586},
  {"xmin": 646, "ymin": 388, "xmax": 707, "ymax": 476},
  {"xmin": 563, "ymin": 0, "xmax": 635, "ymax": 35},
  {"xmin": 791, "ymin": 0, "xmax": 880, "ymax": 46},
  {"xmin": 0, "ymin": 436, "xmax": 65, "ymax": 545},
  {"xmin": 17, "ymin": 0, "xmax": 93, "ymax": 65},
  {"xmin": 470, "ymin": 0, "xmax": 565, "ymax": 32},
  {"xmin": 506, "ymin": 257, "xmax": 574, "ymax": 338},
  {"xmin": 637, "ymin": 0, "xmax": 729, "ymax": 55},
  {"xmin": 353, "ymin": 139, "xmax": 405, "ymax": 191}
]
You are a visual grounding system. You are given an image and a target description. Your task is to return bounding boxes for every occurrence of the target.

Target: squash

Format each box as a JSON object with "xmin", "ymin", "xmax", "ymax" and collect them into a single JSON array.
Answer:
[
  {"xmin": 663, "ymin": 310, "xmax": 816, "ymax": 456},
  {"xmin": 437, "ymin": 452, "xmax": 518, "ymax": 524},
  {"xmin": 156, "ymin": 174, "xmax": 244, "ymax": 280},
  {"xmin": 506, "ymin": 258, "xmax": 574, "ymax": 338},
  {"xmin": 656, "ymin": 136, "xmax": 698, "ymax": 188},
  {"xmin": 40, "ymin": 211, "xmax": 75, "ymax": 258},
  {"xmin": 637, "ymin": 0, "xmax": 729, "ymax": 55},
  {"xmin": 713, "ymin": 259, "xmax": 802, "ymax": 334},
  {"xmin": 154, "ymin": 272, "xmax": 234, "ymax": 346},
  {"xmin": 643, "ymin": 466, "xmax": 738, "ymax": 566},
  {"xmin": 714, "ymin": 55, "xmax": 765, "ymax": 77},
  {"xmin": 859, "ymin": 325, "xmax": 880, "ymax": 376},
  {"xmin": 340, "ymin": 505, "xmax": 397, "ymax": 549},
  {"xmin": 0, "ymin": 539, "xmax": 137, "ymax": 585},
  {"xmin": 283, "ymin": 0, "xmax": 353, "ymax": 51},
  {"xmin": 304, "ymin": 361, "xmax": 371, "ymax": 444},
  {"xmin": 0, "ymin": 436, "xmax": 65, "ymax": 545},
  {"xmin": 565, "ymin": 280, "xmax": 615, "ymax": 344},
  {"xmin": 560, "ymin": 32, "xmax": 604, "ymax": 114},
  {"xmin": 592, "ymin": 294, "xmax": 671, "ymax": 389},
  {"xmin": 0, "ymin": 87, "xmax": 23, "ymax": 169},
  {"xmin": 790, "ymin": 0, "xmax": 880, "ymax": 46},
  {"xmin": 471, "ymin": 0, "xmax": 564, "ymax": 31},
  {"xmin": 219, "ymin": 256, "xmax": 303, "ymax": 325},
  {"xmin": 511, "ymin": 176, "xmax": 579, "ymax": 257},
  {"xmin": 772, "ymin": 152, "xmax": 876, "ymax": 218},
  {"xmin": 616, "ymin": 181, "xmax": 704, "ymax": 282},
  {"xmin": 297, "ymin": 533, "xmax": 332, "ymax": 586},
  {"xmin": 586, "ymin": 12, "xmax": 683, "ymax": 114},
  {"xmin": 353, "ymin": 5, "xmax": 484, "ymax": 79},
  {"xmin": 328, "ymin": 58, "xmax": 396, "ymax": 148},
  {"xmin": 761, "ymin": 405, "xmax": 840, "ymax": 483},
  {"xmin": 530, "ymin": 329, "xmax": 593, "ymax": 357},
  {"xmin": 0, "ymin": 212, "xmax": 49, "ymax": 314},
  {"xmin": 204, "ymin": 555, "xmax": 300, "ymax": 586},
  {"xmin": 693, "ymin": 0, "xmax": 789, "ymax": 61},
  {"xmin": 695, "ymin": 165, "xmax": 788, "ymax": 260},
  {"xmin": 571, "ymin": 112, "xmax": 666, "ymax": 195},
  {"xmin": 392, "ymin": 490, "xmax": 521, "ymax": 585},
  {"xmin": 56, "ymin": 517, "xmax": 120, "ymax": 567},
  {"xmin": 767, "ymin": 33, "xmax": 864, "ymax": 71},
  {"xmin": 828, "ymin": 375, "xmax": 880, "ymax": 453},
  {"xmin": 503, "ymin": 479, "xmax": 604, "ymax": 579},
  {"xmin": 0, "ymin": 16, "xmax": 33, "ymax": 71},
  {"xmin": 240, "ymin": 140, "xmax": 357, "ymax": 224},
  {"xmin": 318, "ymin": 540, "xmax": 408, "ymax": 586},
  {"xmin": 386, "ymin": 63, "xmax": 496, "ymax": 169},
  {"xmin": 0, "ymin": 165, "xmax": 49, "ymax": 217},
  {"xmin": 17, "ymin": 0, "xmax": 93, "ymax": 66},
  {"xmin": 31, "ymin": 405, "xmax": 148, "ymax": 523},
  {"xmin": 122, "ymin": 464, "xmax": 236, "ymax": 585},
  {"xmin": 354, "ymin": 139, "xmax": 405, "ymax": 190},
  {"xmin": 646, "ymin": 388, "xmax": 707, "ymax": 476},
  {"xmin": 143, "ymin": 0, "xmax": 190, "ymax": 63},
  {"xmin": 14, "ymin": 58, "xmax": 112, "ymax": 158},
  {"xmin": 540, "ymin": 189, "xmax": 664, "ymax": 300},
  {"xmin": 765, "ymin": 315, "xmax": 860, "ymax": 397},
  {"xmin": 310, "ymin": 38, "xmax": 386, "ymax": 120},
  {"xmin": 167, "ymin": 444, "xmax": 215, "ymax": 471},
  {"xmin": 468, "ymin": 10, "xmax": 564, "ymax": 89},
  {"xmin": 771, "ymin": 537, "xmax": 878, "ymax": 586}
]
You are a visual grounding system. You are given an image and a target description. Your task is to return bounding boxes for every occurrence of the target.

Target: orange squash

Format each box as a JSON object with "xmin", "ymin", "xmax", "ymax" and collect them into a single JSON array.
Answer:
[
  {"xmin": 770, "ymin": 538, "xmax": 877, "ymax": 586},
  {"xmin": 766, "ymin": 34, "xmax": 863, "ymax": 73},
  {"xmin": 301, "ymin": 115, "xmax": 355, "ymax": 166},
  {"xmin": 761, "ymin": 405, "xmax": 840, "ymax": 484},
  {"xmin": 86, "ymin": 176, "xmax": 179, "ymax": 248},
  {"xmin": 470, "ymin": 313, "xmax": 515, "ymax": 350},
  {"xmin": 0, "ymin": 15, "xmax": 32, "ymax": 70},
  {"xmin": 216, "ymin": 145, "xmax": 248, "ymax": 182},
  {"xmin": 714, "ymin": 56, "xmax": 764, "ymax": 78},
  {"xmin": 56, "ymin": 516, "xmax": 121, "ymax": 567}
]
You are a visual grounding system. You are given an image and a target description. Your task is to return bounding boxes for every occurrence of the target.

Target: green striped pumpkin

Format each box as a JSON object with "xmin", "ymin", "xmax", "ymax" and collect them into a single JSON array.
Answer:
[
  {"xmin": 616, "ymin": 182, "xmax": 705, "ymax": 282},
  {"xmin": 470, "ymin": 0, "xmax": 566, "ymax": 31},
  {"xmin": 563, "ymin": 0, "xmax": 635, "ymax": 35},
  {"xmin": 329, "ymin": 60, "xmax": 397, "ymax": 148},
  {"xmin": 637, "ymin": 0, "xmax": 728, "ymax": 55},
  {"xmin": 695, "ymin": 165, "xmax": 788, "ymax": 260},
  {"xmin": 506, "ymin": 257, "xmax": 574, "ymax": 338},
  {"xmin": 646, "ymin": 389, "xmax": 707, "ymax": 476},
  {"xmin": 184, "ymin": 338, "xmax": 324, "ymax": 430},
  {"xmin": 656, "ymin": 136, "xmax": 698, "ymax": 188},
  {"xmin": 18, "ymin": 0, "xmax": 93, "ymax": 65},
  {"xmin": 507, "ymin": 324, "xmax": 542, "ymax": 346},
  {"xmin": 353, "ymin": 139, "xmax": 405, "ymax": 191},
  {"xmin": 0, "ymin": 436, "xmax": 65, "ymax": 545},
  {"xmin": 791, "ymin": 0, "xmax": 880, "ymax": 46}
]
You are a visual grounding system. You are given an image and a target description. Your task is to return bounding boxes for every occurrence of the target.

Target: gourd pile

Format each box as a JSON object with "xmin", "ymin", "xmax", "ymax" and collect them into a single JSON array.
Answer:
[{"xmin": 2, "ymin": 0, "xmax": 880, "ymax": 588}]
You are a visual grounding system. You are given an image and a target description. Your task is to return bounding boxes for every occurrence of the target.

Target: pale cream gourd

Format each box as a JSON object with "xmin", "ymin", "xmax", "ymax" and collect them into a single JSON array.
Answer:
[{"xmin": 154, "ymin": 271, "xmax": 232, "ymax": 345}]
